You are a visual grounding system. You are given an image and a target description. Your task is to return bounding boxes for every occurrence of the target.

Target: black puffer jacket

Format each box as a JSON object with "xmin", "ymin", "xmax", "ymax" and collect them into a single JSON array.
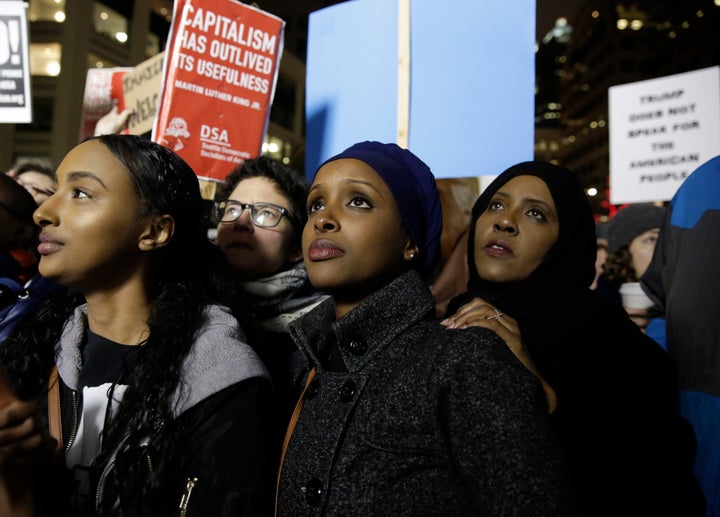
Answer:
[{"xmin": 40, "ymin": 304, "xmax": 275, "ymax": 516}]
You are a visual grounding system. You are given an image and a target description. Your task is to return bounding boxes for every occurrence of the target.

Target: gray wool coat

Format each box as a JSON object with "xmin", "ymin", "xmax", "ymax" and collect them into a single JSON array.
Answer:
[{"xmin": 277, "ymin": 270, "xmax": 573, "ymax": 516}]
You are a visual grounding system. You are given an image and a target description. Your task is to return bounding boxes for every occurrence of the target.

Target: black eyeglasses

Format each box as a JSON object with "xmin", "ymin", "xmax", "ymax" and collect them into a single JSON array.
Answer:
[{"xmin": 215, "ymin": 200, "xmax": 290, "ymax": 228}]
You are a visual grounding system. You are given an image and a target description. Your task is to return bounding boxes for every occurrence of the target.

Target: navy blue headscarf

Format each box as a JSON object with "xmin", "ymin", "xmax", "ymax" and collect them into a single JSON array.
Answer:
[{"xmin": 318, "ymin": 141, "xmax": 443, "ymax": 278}]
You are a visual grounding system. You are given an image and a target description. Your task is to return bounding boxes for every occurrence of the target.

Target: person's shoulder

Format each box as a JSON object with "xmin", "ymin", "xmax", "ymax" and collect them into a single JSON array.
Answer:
[
  {"xmin": 404, "ymin": 320, "xmax": 541, "ymax": 395},
  {"xmin": 193, "ymin": 304, "xmax": 267, "ymax": 370},
  {"xmin": 174, "ymin": 304, "xmax": 270, "ymax": 413},
  {"xmin": 189, "ymin": 303, "xmax": 233, "ymax": 335},
  {"xmin": 411, "ymin": 319, "xmax": 517, "ymax": 361},
  {"xmin": 201, "ymin": 303, "xmax": 239, "ymax": 326}
]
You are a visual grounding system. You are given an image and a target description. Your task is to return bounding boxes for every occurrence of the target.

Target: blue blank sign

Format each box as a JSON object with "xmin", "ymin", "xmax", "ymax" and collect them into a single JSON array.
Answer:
[{"xmin": 306, "ymin": 0, "xmax": 535, "ymax": 180}]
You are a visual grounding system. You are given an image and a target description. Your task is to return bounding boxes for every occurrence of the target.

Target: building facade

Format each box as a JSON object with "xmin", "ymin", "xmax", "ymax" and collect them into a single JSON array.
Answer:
[
  {"xmin": 535, "ymin": 0, "xmax": 720, "ymax": 214},
  {"xmin": 5, "ymin": 1, "xmax": 718, "ymax": 215},
  {"xmin": 0, "ymin": 0, "xmax": 314, "ymax": 176}
]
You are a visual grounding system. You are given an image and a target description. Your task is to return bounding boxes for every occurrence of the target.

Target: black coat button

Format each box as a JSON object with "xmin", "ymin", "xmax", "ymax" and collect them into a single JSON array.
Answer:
[
  {"xmin": 339, "ymin": 380, "xmax": 356, "ymax": 402},
  {"xmin": 347, "ymin": 339, "xmax": 367, "ymax": 355},
  {"xmin": 303, "ymin": 478, "xmax": 322, "ymax": 506},
  {"xmin": 306, "ymin": 379, "xmax": 319, "ymax": 399}
]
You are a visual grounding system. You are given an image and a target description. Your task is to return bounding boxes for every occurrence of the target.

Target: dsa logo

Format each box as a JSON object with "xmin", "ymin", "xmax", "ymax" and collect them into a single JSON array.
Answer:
[
  {"xmin": 200, "ymin": 125, "xmax": 229, "ymax": 143},
  {"xmin": 160, "ymin": 117, "xmax": 190, "ymax": 151}
]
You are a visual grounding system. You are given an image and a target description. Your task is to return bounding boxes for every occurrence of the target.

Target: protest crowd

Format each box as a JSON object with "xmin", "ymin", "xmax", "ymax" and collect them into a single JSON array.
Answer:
[{"xmin": 0, "ymin": 2, "xmax": 718, "ymax": 517}]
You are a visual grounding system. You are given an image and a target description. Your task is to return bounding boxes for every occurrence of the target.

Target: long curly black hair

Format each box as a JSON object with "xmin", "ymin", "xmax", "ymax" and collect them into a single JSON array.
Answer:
[{"xmin": 0, "ymin": 134, "xmax": 251, "ymax": 512}]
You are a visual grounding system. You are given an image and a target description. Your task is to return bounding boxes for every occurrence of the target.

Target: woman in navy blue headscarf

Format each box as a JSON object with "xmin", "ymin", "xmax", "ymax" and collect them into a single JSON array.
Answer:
[{"xmin": 276, "ymin": 143, "xmax": 573, "ymax": 515}]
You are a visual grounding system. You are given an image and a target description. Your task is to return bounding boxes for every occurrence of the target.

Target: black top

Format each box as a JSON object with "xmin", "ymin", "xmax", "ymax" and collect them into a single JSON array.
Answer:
[{"xmin": 78, "ymin": 330, "xmax": 140, "ymax": 388}]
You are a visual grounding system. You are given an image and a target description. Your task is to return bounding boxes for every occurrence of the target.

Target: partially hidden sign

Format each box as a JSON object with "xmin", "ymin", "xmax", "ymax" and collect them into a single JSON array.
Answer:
[
  {"xmin": 153, "ymin": 0, "xmax": 285, "ymax": 182},
  {"xmin": 79, "ymin": 67, "xmax": 131, "ymax": 141},
  {"xmin": 122, "ymin": 51, "xmax": 164, "ymax": 136},
  {"xmin": 0, "ymin": 1, "xmax": 32, "ymax": 123}
]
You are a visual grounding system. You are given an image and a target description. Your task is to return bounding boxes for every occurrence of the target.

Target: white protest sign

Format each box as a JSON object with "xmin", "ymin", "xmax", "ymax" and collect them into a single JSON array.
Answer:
[
  {"xmin": 0, "ymin": 1, "xmax": 31, "ymax": 123},
  {"xmin": 122, "ymin": 51, "xmax": 164, "ymax": 135},
  {"xmin": 609, "ymin": 66, "xmax": 720, "ymax": 204}
]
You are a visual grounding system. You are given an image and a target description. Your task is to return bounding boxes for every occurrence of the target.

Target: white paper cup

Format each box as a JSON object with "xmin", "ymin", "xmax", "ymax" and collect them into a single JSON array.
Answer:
[{"xmin": 619, "ymin": 282, "xmax": 654, "ymax": 309}]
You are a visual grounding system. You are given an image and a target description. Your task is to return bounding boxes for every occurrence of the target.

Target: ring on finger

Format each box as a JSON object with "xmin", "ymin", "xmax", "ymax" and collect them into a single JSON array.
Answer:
[{"xmin": 485, "ymin": 308, "xmax": 504, "ymax": 321}]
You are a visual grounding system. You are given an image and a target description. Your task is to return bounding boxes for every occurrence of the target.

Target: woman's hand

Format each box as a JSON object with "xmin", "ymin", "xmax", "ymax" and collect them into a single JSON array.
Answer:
[
  {"xmin": 0, "ymin": 400, "xmax": 57, "ymax": 469},
  {"xmin": 0, "ymin": 400, "xmax": 59, "ymax": 517},
  {"xmin": 441, "ymin": 297, "xmax": 557, "ymax": 413}
]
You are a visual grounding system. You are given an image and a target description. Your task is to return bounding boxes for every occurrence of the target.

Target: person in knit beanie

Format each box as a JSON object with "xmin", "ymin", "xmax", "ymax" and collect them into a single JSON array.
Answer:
[
  {"xmin": 605, "ymin": 203, "xmax": 666, "ymax": 282},
  {"xmin": 597, "ymin": 203, "xmax": 666, "ymax": 331}
]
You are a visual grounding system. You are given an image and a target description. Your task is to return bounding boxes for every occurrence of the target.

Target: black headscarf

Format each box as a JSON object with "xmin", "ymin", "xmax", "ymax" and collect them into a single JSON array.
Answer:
[
  {"xmin": 449, "ymin": 160, "xmax": 599, "ymax": 350},
  {"xmin": 456, "ymin": 161, "xmax": 597, "ymax": 310}
]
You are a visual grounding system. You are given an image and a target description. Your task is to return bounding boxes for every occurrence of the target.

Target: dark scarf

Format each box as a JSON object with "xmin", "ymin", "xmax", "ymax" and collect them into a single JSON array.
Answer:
[
  {"xmin": 239, "ymin": 261, "xmax": 327, "ymax": 331},
  {"xmin": 448, "ymin": 161, "xmax": 605, "ymax": 357}
]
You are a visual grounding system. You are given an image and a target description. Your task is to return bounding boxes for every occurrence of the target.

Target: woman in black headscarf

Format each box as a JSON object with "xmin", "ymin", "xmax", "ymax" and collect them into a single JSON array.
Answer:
[{"xmin": 442, "ymin": 160, "xmax": 705, "ymax": 517}]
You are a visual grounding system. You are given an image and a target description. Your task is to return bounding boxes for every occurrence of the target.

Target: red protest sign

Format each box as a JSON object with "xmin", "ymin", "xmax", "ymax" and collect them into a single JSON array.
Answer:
[
  {"xmin": 152, "ymin": 0, "xmax": 285, "ymax": 182},
  {"xmin": 79, "ymin": 67, "xmax": 131, "ymax": 141}
]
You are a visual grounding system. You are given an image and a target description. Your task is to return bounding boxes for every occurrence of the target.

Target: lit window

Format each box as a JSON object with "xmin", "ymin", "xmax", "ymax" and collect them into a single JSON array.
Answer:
[
  {"xmin": 29, "ymin": 43, "xmax": 61, "ymax": 76},
  {"xmin": 28, "ymin": 0, "xmax": 66, "ymax": 22},
  {"xmin": 92, "ymin": 2, "xmax": 128, "ymax": 46}
]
